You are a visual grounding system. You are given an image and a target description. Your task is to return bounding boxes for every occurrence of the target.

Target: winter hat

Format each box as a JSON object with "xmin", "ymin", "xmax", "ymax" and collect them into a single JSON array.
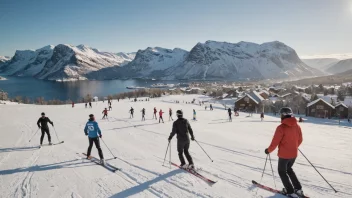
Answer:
[
  {"xmin": 280, "ymin": 107, "xmax": 293, "ymax": 116},
  {"xmin": 176, "ymin": 110, "xmax": 183, "ymax": 117},
  {"xmin": 89, "ymin": 114, "xmax": 94, "ymax": 118},
  {"xmin": 41, "ymin": 112, "xmax": 45, "ymax": 116}
]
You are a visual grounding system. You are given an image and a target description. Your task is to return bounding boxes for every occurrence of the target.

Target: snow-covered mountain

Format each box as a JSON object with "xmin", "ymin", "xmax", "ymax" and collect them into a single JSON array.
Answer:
[
  {"xmin": 0, "ymin": 46, "xmax": 54, "ymax": 76},
  {"xmin": 89, "ymin": 41, "xmax": 321, "ymax": 81},
  {"xmin": 88, "ymin": 47, "xmax": 188, "ymax": 80},
  {"xmin": 169, "ymin": 41, "xmax": 322, "ymax": 80},
  {"xmin": 325, "ymin": 58, "xmax": 352, "ymax": 74},
  {"xmin": 301, "ymin": 58, "xmax": 339, "ymax": 71},
  {"xmin": 0, "ymin": 56, "xmax": 10, "ymax": 68}
]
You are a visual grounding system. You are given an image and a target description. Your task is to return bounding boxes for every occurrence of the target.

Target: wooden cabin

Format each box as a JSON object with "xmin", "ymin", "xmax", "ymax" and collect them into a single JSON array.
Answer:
[
  {"xmin": 334, "ymin": 103, "xmax": 348, "ymax": 119},
  {"xmin": 306, "ymin": 98, "xmax": 335, "ymax": 118},
  {"xmin": 235, "ymin": 91, "xmax": 264, "ymax": 112}
]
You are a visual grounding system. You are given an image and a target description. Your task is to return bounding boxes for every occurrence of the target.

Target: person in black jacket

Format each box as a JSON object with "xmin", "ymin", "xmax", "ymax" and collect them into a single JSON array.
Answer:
[
  {"xmin": 228, "ymin": 108, "xmax": 232, "ymax": 122},
  {"xmin": 37, "ymin": 112, "xmax": 54, "ymax": 145},
  {"xmin": 168, "ymin": 110, "xmax": 195, "ymax": 169}
]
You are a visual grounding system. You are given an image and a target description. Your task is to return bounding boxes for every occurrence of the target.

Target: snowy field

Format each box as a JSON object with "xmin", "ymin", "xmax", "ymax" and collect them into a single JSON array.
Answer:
[{"xmin": 0, "ymin": 94, "xmax": 351, "ymax": 198}]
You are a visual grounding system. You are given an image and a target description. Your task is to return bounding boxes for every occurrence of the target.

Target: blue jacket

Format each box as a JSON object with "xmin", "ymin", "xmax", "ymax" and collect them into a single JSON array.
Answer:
[{"xmin": 84, "ymin": 120, "xmax": 102, "ymax": 138}]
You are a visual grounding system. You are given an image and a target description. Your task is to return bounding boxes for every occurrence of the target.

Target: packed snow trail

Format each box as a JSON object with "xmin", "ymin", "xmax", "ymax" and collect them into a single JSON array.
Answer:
[{"xmin": 0, "ymin": 95, "xmax": 351, "ymax": 198}]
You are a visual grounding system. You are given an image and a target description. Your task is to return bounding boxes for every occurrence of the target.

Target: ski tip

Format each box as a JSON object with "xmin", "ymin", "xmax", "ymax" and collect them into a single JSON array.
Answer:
[{"xmin": 252, "ymin": 180, "xmax": 258, "ymax": 184}]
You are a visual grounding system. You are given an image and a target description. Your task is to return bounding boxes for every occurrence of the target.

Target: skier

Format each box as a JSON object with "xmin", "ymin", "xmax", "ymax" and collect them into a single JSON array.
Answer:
[
  {"xmin": 141, "ymin": 108, "xmax": 146, "ymax": 121},
  {"xmin": 261, "ymin": 112, "xmax": 264, "ymax": 121},
  {"xmin": 153, "ymin": 107, "xmax": 157, "ymax": 120},
  {"xmin": 228, "ymin": 108, "xmax": 232, "ymax": 122},
  {"xmin": 193, "ymin": 109, "xmax": 196, "ymax": 121},
  {"xmin": 169, "ymin": 108, "xmax": 173, "ymax": 121},
  {"xmin": 129, "ymin": 107, "xmax": 134, "ymax": 118},
  {"xmin": 72, "ymin": 102, "xmax": 74, "ymax": 108},
  {"xmin": 89, "ymin": 102, "xmax": 92, "ymax": 108},
  {"xmin": 234, "ymin": 108, "xmax": 239, "ymax": 116},
  {"xmin": 168, "ymin": 110, "xmax": 195, "ymax": 168},
  {"xmin": 85, "ymin": 103, "xmax": 87, "ymax": 108},
  {"xmin": 109, "ymin": 104, "xmax": 112, "ymax": 111},
  {"xmin": 264, "ymin": 107, "xmax": 304, "ymax": 198},
  {"xmin": 102, "ymin": 108, "xmax": 108, "ymax": 119},
  {"xmin": 37, "ymin": 112, "xmax": 54, "ymax": 146},
  {"xmin": 159, "ymin": 109, "xmax": 164, "ymax": 123},
  {"xmin": 84, "ymin": 114, "xmax": 105, "ymax": 165},
  {"xmin": 210, "ymin": 104, "xmax": 213, "ymax": 111}
]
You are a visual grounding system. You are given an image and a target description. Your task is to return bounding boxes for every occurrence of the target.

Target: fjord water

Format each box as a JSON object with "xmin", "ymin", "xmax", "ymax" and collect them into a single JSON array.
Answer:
[{"xmin": 0, "ymin": 76, "xmax": 181, "ymax": 101}]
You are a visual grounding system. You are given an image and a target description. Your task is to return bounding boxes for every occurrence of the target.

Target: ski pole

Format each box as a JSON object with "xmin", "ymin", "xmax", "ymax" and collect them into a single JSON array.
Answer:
[
  {"xmin": 299, "ymin": 149, "xmax": 338, "ymax": 193},
  {"xmin": 195, "ymin": 140, "xmax": 214, "ymax": 162},
  {"xmin": 255, "ymin": 154, "xmax": 268, "ymax": 195},
  {"xmin": 268, "ymin": 154, "xmax": 277, "ymax": 188},
  {"xmin": 101, "ymin": 138, "xmax": 117, "ymax": 159},
  {"xmin": 169, "ymin": 141, "xmax": 172, "ymax": 169},
  {"xmin": 162, "ymin": 141, "xmax": 170, "ymax": 166},
  {"xmin": 53, "ymin": 127, "xmax": 64, "ymax": 143},
  {"xmin": 29, "ymin": 128, "xmax": 40, "ymax": 142}
]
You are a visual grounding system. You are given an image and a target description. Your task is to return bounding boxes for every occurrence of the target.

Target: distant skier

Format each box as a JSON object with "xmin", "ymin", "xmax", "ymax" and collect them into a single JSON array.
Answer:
[
  {"xmin": 72, "ymin": 102, "xmax": 74, "ymax": 108},
  {"xmin": 169, "ymin": 108, "xmax": 173, "ymax": 121},
  {"xmin": 89, "ymin": 102, "xmax": 92, "ymax": 108},
  {"xmin": 193, "ymin": 109, "xmax": 197, "ymax": 121},
  {"xmin": 234, "ymin": 108, "xmax": 239, "ymax": 116},
  {"xmin": 264, "ymin": 107, "xmax": 304, "ymax": 198},
  {"xmin": 129, "ymin": 107, "xmax": 134, "ymax": 118},
  {"xmin": 159, "ymin": 109, "xmax": 164, "ymax": 123},
  {"xmin": 210, "ymin": 104, "xmax": 213, "ymax": 111},
  {"xmin": 85, "ymin": 103, "xmax": 87, "ymax": 108},
  {"xmin": 102, "ymin": 108, "xmax": 108, "ymax": 119},
  {"xmin": 205, "ymin": 106, "xmax": 207, "ymax": 110},
  {"xmin": 168, "ymin": 110, "xmax": 195, "ymax": 169},
  {"xmin": 298, "ymin": 117, "xmax": 303, "ymax": 123},
  {"xmin": 153, "ymin": 107, "xmax": 157, "ymax": 120},
  {"xmin": 141, "ymin": 108, "xmax": 146, "ymax": 121},
  {"xmin": 84, "ymin": 114, "xmax": 105, "ymax": 165},
  {"xmin": 261, "ymin": 112, "xmax": 264, "ymax": 121},
  {"xmin": 228, "ymin": 108, "xmax": 232, "ymax": 122},
  {"xmin": 109, "ymin": 104, "xmax": 112, "ymax": 111},
  {"xmin": 37, "ymin": 112, "xmax": 54, "ymax": 146}
]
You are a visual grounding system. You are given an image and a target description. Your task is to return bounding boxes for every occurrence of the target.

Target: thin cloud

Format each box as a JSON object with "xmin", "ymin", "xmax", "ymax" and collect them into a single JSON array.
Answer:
[{"xmin": 300, "ymin": 53, "xmax": 352, "ymax": 60}]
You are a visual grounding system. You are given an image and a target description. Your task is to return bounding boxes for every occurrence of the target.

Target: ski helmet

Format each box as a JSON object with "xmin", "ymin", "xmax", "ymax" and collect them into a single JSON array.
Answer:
[
  {"xmin": 280, "ymin": 107, "xmax": 293, "ymax": 116},
  {"xmin": 41, "ymin": 112, "xmax": 45, "ymax": 116},
  {"xmin": 176, "ymin": 110, "xmax": 183, "ymax": 117},
  {"xmin": 89, "ymin": 114, "xmax": 94, "ymax": 118}
]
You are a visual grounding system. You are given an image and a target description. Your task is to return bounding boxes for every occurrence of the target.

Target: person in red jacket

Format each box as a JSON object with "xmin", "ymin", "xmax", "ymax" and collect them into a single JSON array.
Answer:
[
  {"xmin": 159, "ymin": 109, "xmax": 164, "ymax": 123},
  {"xmin": 102, "ymin": 108, "xmax": 108, "ymax": 119},
  {"xmin": 265, "ymin": 107, "xmax": 304, "ymax": 198}
]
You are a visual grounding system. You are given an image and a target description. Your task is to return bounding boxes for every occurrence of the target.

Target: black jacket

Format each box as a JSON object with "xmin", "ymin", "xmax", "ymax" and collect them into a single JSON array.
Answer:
[
  {"xmin": 169, "ymin": 118, "xmax": 194, "ymax": 141},
  {"xmin": 37, "ymin": 117, "xmax": 53, "ymax": 129}
]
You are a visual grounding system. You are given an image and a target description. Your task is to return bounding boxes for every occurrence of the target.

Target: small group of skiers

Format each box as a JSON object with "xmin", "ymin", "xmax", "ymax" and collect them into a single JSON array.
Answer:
[
  {"xmin": 85, "ymin": 102, "xmax": 93, "ymax": 108},
  {"xmin": 36, "ymin": 103, "xmax": 305, "ymax": 197}
]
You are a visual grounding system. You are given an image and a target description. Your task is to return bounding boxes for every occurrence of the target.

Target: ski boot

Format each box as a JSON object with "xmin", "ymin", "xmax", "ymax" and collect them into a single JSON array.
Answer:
[
  {"xmin": 282, "ymin": 188, "xmax": 299, "ymax": 198},
  {"xmin": 295, "ymin": 189, "xmax": 305, "ymax": 197},
  {"xmin": 188, "ymin": 164, "xmax": 195, "ymax": 170},
  {"xmin": 180, "ymin": 163, "xmax": 187, "ymax": 169},
  {"xmin": 86, "ymin": 155, "xmax": 93, "ymax": 160},
  {"xmin": 48, "ymin": 142, "xmax": 53, "ymax": 145},
  {"xmin": 100, "ymin": 159, "xmax": 105, "ymax": 165}
]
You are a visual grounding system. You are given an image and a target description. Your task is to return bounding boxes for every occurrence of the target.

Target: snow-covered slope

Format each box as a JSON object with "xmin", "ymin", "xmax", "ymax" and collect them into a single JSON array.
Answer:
[
  {"xmin": 170, "ymin": 41, "xmax": 321, "ymax": 80},
  {"xmin": 301, "ymin": 58, "xmax": 339, "ymax": 71},
  {"xmin": 35, "ymin": 45, "xmax": 134, "ymax": 81},
  {"xmin": 0, "ymin": 94, "xmax": 350, "ymax": 198},
  {"xmin": 88, "ymin": 47, "xmax": 188, "ymax": 80},
  {"xmin": 326, "ymin": 58, "xmax": 352, "ymax": 74}
]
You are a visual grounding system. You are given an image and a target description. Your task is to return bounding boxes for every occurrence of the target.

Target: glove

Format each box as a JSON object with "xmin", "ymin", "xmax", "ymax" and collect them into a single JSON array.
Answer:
[
  {"xmin": 52, "ymin": 123, "xmax": 54, "ymax": 127},
  {"xmin": 99, "ymin": 135, "xmax": 102, "ymax": 138},
  {"xmin": 38, "ymin": 126, "xmax": 41, "ymax": 129},
  {"xmin": 265, "ymin": 148, "xmax": 269, "ymax": 155},
  {"xmin": 168, "ymin": 137, "xmax": 171, "ymax": 142},
  {"xmin": 85, "ymin": 133, "xmax": 88, "ymax": 136},
  {"xmin": 191, "ymin": 137, "xmax": 195, "ymax": 141}
]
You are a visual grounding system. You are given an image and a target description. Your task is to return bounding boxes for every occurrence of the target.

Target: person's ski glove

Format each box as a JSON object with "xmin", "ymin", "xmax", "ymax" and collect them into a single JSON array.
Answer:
[
  {"xmin": 191, "ymin": 137, "xmax": 195, "ymax": 141},
  {"xmin": 52, "ymin": 123, "xmax": 54, "ymax": 127},
  {"xmin": 168, "ymin": 137, "xmax": 171, "ymax": 142},
  {"xmin": 99, "ymin": 135, "xmax": 102, "ymax": 138},
  {"xmin": 264, "ymin": 148, "xmax": 269, "ymax": 154},
  {"xmin": 38, "ymin": 126, "xmax": 41, "ymax": 129},
  {"xmin": 85, "ymin": 133, "xmax": 88, "ymax": 136}
]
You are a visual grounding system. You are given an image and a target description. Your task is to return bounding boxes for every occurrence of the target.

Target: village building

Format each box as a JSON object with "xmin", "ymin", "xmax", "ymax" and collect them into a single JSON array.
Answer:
[
  {"xmin": 334, "ymin": 103, "xmax": 349, "ymax": 119},
  {"xmin": 235, "ymin": 91, "xmax": 264, "ymax": 112},
  {"xmin": 306, "ymin": 98, "xmax": 335, "ymax": 118}
]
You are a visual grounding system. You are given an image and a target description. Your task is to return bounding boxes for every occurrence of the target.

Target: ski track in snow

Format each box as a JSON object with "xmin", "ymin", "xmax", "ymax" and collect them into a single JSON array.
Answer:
[{"xmin": 0, "ymin": 94, "xmax": 352, "ymax": 198}]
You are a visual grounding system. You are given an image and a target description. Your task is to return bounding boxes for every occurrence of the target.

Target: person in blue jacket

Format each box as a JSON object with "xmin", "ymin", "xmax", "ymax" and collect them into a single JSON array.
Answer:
[{"xmin": 84, "ymin": 114, "xmax": 105, "ymax": 164}]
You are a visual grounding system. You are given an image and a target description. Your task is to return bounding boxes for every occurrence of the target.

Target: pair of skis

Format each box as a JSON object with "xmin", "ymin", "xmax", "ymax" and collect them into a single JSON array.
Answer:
[
  {"xmin": 170, "ymin": 162, "xmax": 216, "ymax": 185},
  {"xmin": 252, "ymin": 180, "xmax": 310, "ymax": 198},
  {"xmin": 39, "ymin": 141, "xmax": 64, "ymax": 148},
  {"xmin": 81, "ymin": 153, "xmax": 119, "ymax": 172}
]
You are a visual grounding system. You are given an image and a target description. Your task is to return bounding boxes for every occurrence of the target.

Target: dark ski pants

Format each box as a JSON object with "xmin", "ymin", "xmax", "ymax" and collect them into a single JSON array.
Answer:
[
  {"xmin": 169, "ymin": 114, "xmax": 173, "ymax": 121},
  {"xmin": 159, "ymin": 116, "xmax": 164, "ymax": 123},
  {"xmin": 278, "ymin": 158, "xmax": 302, "ymax": 194},
  {"xmin": 130, "ymin": 113, "xmax": 134, "ymax": 118},
  {"xmin": 142, "ymin": 114, "xmax": 145, "ymax": 121},
  {"xmin": 102, "ymin": 114, "xmax": 108, "ymax": 119},
  {"xmin": 229, "ymin": 114, "xmax": 232, "ymax": 121},
  {"xmin": 153, "ymin": 113, "xmax": 157, "ymax": 119},
  {"xmin": 87, "ymin": 137, "xmax": 104, "ymax": 159},
  {"xmin": 40, "ymin": 128, "xmax": 51, "ymax": 144},
  {"xmin": 177, "ymin": 141, "xmax": 193, "ymax": 165}
]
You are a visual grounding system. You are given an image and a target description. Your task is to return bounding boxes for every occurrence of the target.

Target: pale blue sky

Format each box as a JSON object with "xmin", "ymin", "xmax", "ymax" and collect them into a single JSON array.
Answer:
[{"xmin": 0, "ymin": 0, "xmax": 351, "ymax": 57}]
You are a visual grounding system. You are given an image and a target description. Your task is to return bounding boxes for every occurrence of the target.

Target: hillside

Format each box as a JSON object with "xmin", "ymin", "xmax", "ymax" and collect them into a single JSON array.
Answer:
[
  {"xmin": 301, "ymin": 58, "xmax": 339, "ymax": 71},
  {"xmin": 326, "ymin": 59, "xmax": 352, "ymax": 74},
  {"xmin": 0, "ymin": 94, "xmax": 350, "ymax": 198}
]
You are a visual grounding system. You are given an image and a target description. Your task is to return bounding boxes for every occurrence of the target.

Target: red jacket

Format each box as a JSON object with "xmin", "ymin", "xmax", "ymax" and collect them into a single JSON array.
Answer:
[
  {"xmin": 159, "ymin": 111, "xmax": 164, "ymax": 116},
  {"xmin": 268, "ymin": 117, "xmax": 303, "ymax": 159}
]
